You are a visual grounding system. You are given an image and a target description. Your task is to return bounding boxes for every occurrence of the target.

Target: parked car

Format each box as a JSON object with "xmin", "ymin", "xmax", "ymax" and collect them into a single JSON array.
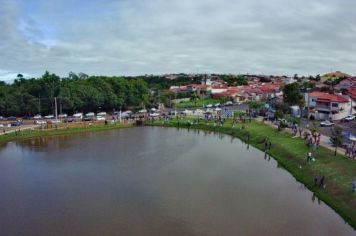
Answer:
[
  {"xmin": 73, "ymin": 113, "xmax": 83, "ymax": 119},
  {"xmin": 149, "ymin": 113, "xmax": 160, "ymax": 117},
  {"xmin": 214, "ymin": 103, "xmax": 221, "ymax": 107},
  {"xmin": 0, "ymin": 123, "xmax": 3, "ymax": 127},
  {"xmin": 320, "ymin": 120, "xmax": 334, "ymax": 127},
  {"xmin": 97, "ymin": 112, "xmax": 107, "ymax": 117},
  {"xmin": 0, "ymin": 116, "xmax": 3, "ymax": 120},
  {"xmin": 206, "ymin": 104, "xmax": 213, "ymax": 108},
  {"xmin": 168, "ymin": 110, "xmax": 178, "ymax": 116},
  {"xmin": 224, "ymin": 101, "xmax": 233, "ymax": 106},
  {"xmin": 49, "ymin": 119, "xmax": 61, "ymax": 124},
  {"xmin": 10, "ymin": 121, "xmax": 22, "ymax": 127},
  {"xmin": 35, "ymin": 120, "xmax": 46, "ymax": 125},
  {"xmin": 96, "ymin": 116, "xmax": 106, "ymax": 121},
  {"xmin": 44, "ymin": 115, "xmax": 54, "ymax": 119},
  {"xmin": 7, "ymin": 116, "xmax": 16, "ymax": 121},
  {"xmin": 343, "ymin": 115, "xmax": 355, "ymax": 121},
  {"xmin": 138, "ymin": 109, "xmax": 147, "ymax": 113},
  {"xmin": 33, "ymin": 114, "xmax": 42, "ymax": 120},
  {"xmin": 58, "ymin": 113, "xmax": 68, "ymax": 118}
]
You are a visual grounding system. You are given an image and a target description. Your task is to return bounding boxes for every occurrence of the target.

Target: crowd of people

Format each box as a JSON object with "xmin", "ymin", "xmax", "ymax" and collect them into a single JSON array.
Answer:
[{"xmin": 345, "ymin": 143, "xmax": 356, "ymax": 159}]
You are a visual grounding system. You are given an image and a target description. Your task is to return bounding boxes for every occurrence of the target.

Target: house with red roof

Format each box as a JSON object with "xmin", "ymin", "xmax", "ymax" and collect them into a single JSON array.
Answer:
[
  {"xmin": 335, "ymin": 77, "xmax": 356, "ymax": 90},
  {"xmin": 307, "ymin": 92, "xmax": 354, "ymax": 120}
]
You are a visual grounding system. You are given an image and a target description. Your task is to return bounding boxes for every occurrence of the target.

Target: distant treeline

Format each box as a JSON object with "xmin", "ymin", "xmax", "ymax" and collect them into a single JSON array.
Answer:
[
  {"xmin": 0, "ymin": 72, "xmax": 150, "ymax": 116},
  {"xmin": 0, "ymin": 72, "xmax": 252, "ymax": 117}
]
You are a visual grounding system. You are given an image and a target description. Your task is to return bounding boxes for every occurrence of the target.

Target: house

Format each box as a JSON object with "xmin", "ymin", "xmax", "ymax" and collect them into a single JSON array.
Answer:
[
  {"xmin": 347, "ymin": 88, "xmax": 356, "ymax": 110},
  {"xmin": 188, "ymin": 84, "xmax": 212, "ymax": 98},
  {"xmin": 335, "ymin": 77, "xmax": 356, "ymax": 91},
  {"xmin": 307, "ymin": 92, "xmax": 354, "ymax": 120}
]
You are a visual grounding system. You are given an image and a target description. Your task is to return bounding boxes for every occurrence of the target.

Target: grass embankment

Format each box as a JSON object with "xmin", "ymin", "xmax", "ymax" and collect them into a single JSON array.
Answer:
[
  {"xmin": 175, "ymin": 98, "xmax": 221, "ymax": 108},
  {"xmin": 0, "ymin": 123, "xmax": 131, "ymax": 145},
  {"xmin": 150, "ymin": 118, "xmax": 356, "ymax": 229}
]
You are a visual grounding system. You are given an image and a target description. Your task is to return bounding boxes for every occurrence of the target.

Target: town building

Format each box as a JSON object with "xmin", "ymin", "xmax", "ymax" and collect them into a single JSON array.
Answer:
[{"xmin": 307, "ymin": 92, "xmax": 354, "ymax": 120}]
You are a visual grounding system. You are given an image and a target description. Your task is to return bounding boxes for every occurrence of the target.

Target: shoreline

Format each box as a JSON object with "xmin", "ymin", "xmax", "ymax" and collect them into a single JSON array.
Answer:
[{"xmin": 149, "ymin": 119, "xmax": 356, "ymax": 230}]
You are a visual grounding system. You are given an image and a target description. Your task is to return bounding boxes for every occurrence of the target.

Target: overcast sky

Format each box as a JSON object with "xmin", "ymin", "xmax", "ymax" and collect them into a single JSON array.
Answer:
[{"xmin": 0, "ymin": 0, "xmax": 355, "ymax": 81}]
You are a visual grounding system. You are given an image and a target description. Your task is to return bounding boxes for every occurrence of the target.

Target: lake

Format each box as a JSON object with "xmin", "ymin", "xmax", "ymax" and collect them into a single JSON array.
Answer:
[{"xmin": 0, "ymin": 127, "xmax": 354, "ymax": 235}]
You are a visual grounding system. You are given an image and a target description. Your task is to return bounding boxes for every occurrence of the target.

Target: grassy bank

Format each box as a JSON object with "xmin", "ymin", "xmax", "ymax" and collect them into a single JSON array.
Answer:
[
  {"xmin": 150, "ymin": 118, "xmax": 356, "ymax": 229},
  {"xmin": 0, "ymin": 123, "xmax": 132, "ymax": 145}
]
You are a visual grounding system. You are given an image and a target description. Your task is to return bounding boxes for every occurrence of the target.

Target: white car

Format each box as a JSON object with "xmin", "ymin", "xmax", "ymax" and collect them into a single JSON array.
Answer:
[
  {"xmin": 214, "ymin": 103, "xmax": 221, "ymax": 107},
  {"xmin": 344, "ymin": 115, "xmax": 355, "ymax": 121},
  {"xmin": 149, "ymin": 113, "xmax": 160, "ymax": 117},
  {"xmin": 0, "ymin": 123, "xmax": 3, "ymax": 127},
  {"xmin": 138, "ymin": 109, "xmax": 147, "ymax": 113},
  {"xmin": 320, "ymin": 120, "xmax": 334, "ymax": 127},
  {"xmin": 44, "ymin": 115, "xmax": 54, "ymax": 119},
  {"xmin": 206, "ymin": 104, "xmax": 213, "ymax": 108},
  {"xmin": 35, "ymin": 120, "xmax": 46, "ymax": 125},
  {"xmin": 33, "ymin": 114, "xmax": 42, "ymax": 120},
  {"xmin": 96, "ymin": 116, "xmax": 106, "ymax": 121},
  {"xmin": 97, "ymin": 112, "xmax": 107, "ymax": 117},
  {"xmin": 224, "ymin": 101, "xmax": 233, "ymax": 106},
  {"xmin": 85, "ymin": 112, "xmax": 95, "ymax": 117},
  {"xmin": 73, "ymin": 113, "xmax": 83, "ymax": 119}
]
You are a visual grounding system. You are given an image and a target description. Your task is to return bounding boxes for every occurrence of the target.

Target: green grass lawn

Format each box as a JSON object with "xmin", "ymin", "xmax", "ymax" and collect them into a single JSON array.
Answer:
[
  {"xmin": 175, "ymin": 98, "xmax": 222, "ymax": 108},
  {"xmin": 150, "ymin": 118, "xmax": 356, "ymax": 229}
]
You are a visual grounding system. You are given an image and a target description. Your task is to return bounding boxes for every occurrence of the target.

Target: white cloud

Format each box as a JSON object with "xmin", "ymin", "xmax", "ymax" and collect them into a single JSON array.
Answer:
[{"xmin": 0, "ymin": 0, "xmax": 355, "ymax": 80}]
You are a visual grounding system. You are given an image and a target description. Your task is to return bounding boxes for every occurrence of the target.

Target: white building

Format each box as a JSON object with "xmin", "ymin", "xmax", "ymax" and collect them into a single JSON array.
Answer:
[{"xmin": 307, "ymin": 92, "xmax": 354, "ymax": 120}]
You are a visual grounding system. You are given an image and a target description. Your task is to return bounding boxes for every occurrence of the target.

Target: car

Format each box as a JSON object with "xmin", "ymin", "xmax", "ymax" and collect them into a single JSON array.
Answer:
[
  {"xmin": 168, "ymin": 110, "xmax": 178, "ymax": 116},
  {"xmin": 35, "ymin": 120, "xmax": 46, "ymax": 125},
  {"xmin": 33, "ymin": 114, "xmax": 42, "ymax": 120},
  {"xmin": 44, "ymin": 115, "xmax": 54, "ymax": 119},
  {"xmin": 206, "ymin": 104, "xmax": 213, "ymax": 108},
  {"xmin": 224, "ymin": 101, "xmax": 233, "ymax": 106},
  {"xmin": 97, "ymin": 112, "xmax": 107, "ymax": 117},
  {"xmin": 214, "ymin": 103, "xmax": 221, "ymax": 107},
  {"xmin": 320, "ymin": 120, "xmax": 334, "ymax": 127},
  {"xmin": 49, "ymin": 119, "xmax": 61, "ymax": 124},
  {"xmin": 73, "ymin": 113, "xmax": 83, "ymax": 119},
  {"xmin": 0, "ymin": 116, "xmax": 3, "ymax": 120},
  {"xmin": 58, "ymin": 113, "xmax": 68, "ymax": 118},
  {"xmin": 7, "ymin": 116, "xmax": 17, "ymax": 121},
  {"xmin": 10, "ymin": 121, "xmax": 22, "ymax": 127},
  {"xmin": 343, "ymin": 115, "xmax": 355, "ymax": 121},
  {"xmin": 96, "ymin": 115, "xmax": 106, "ymax": 121},
  {"xmin": 149, "ymin": 113, "xmax": 160, "ymax": 117},
  {"xmin": 0, "ymin": 124, "xmax": 3, "ymax": 127}
]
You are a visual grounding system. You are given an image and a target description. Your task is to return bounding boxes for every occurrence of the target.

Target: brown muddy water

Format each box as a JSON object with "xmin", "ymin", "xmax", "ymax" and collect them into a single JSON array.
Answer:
[{"xmin": 0, "ymin": 127, "xmax": 354, "ymax": 236}]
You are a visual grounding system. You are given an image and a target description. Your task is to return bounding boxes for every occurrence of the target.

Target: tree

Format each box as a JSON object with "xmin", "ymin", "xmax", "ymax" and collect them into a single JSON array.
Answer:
[
  {"xmin": 0, "ymin": 72, "xmax": 151, "ymax": 116},
  {"xmin": 191, "ymin": 92, "xmax": 199, "ymax": 107},
  {"xmin": 330, "ymin": 126, "xmax": 343, "ymax": 156},
  {"xmin": 283, "ymin": 83, "xmax": 304, "ymax": 108}
]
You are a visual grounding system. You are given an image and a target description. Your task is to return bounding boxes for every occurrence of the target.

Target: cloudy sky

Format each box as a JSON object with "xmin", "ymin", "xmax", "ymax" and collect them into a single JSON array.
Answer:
[{"xmin": 0, "ymin": 0, "xmax": 355, "ymax": 81}]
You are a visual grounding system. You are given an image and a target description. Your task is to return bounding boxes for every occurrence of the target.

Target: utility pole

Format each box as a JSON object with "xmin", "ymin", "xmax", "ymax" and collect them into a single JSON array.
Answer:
[
  {"xmin": 119, "ymin": 106, "xmax": 122, "ymax": 123},
  {"xmin": 54, "ymin": 97, "xmax": 58, "ymax": 120},
  {"xmin": 38, "ymin": 94, "xmax": 41, "ymax": 115}
]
